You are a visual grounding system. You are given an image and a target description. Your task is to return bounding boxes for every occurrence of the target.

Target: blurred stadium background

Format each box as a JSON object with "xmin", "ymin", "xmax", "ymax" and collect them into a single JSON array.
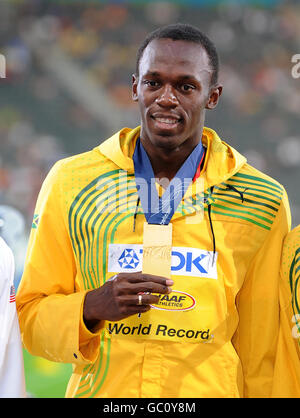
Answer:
[{"xmin": 0, "ymin": 0, "xmax": 299, "ymax": 397}]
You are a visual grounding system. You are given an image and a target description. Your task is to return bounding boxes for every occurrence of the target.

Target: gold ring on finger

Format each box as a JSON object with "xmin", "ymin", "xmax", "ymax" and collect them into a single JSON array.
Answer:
[{"xmin": 138, "ymin": 294, "xmax": 143, "ymax": 305}]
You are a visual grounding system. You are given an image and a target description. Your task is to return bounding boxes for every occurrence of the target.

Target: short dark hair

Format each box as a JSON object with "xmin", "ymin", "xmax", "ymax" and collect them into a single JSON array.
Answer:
[{"xmin": 135, "ymin": 23, "xmax": 219, "ymax": 86}]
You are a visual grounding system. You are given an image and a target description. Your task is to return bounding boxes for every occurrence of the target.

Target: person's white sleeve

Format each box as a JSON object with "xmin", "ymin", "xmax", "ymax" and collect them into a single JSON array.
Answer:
[{"xmin": 0, "ymin": 237, "xmax": 26, "ymax": 398}]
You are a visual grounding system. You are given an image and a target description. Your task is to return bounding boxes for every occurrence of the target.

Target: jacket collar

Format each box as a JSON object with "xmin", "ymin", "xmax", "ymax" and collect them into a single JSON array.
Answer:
[{"xmin": 97, "ymin": 126, "xmax": 247, "ymax": 196}]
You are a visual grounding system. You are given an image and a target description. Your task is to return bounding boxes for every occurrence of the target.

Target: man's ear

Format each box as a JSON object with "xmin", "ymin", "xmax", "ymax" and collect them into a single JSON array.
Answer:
[
  {"xmin": 205, "ymin": 84, "xmax": 223, "ymax": 110},
  {"xmin": 132, "ymin": 74, "xmax": 138, "ymax": 102}
]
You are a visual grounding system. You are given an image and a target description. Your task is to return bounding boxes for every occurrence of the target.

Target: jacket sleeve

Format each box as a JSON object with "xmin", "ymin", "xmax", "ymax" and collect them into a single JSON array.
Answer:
[
  {"xmin": 16, "ymin": 161, "xmax": 102, "ymax": 366},
  {"xmin": 272, "ymin": 227, "xmax": 300, "ymax": 397},
  {"xmin": 232, "ymin": 189, "xmax": 291, "ymax": 398},
  {"xmin": 0, "ymin": 238, "xmax": 26, "ymax": 397}
]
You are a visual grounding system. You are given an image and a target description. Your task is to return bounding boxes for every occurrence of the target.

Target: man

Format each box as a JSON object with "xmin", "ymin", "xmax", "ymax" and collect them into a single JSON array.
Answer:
[
  {"xmin": 272, "ymin": 225, "xmax": 300, "ymax": 397},
  {"xmin": 16, "ymin": 23, "xmax": 291, "ymax": 398},
  {"xmin": 0, "ymin": 229, "xmax": 26, "ymax": 397}
]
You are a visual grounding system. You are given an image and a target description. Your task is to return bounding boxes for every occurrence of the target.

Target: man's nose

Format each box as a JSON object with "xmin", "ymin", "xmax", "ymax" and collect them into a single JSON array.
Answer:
[{"xmin": 155, "ymin": 85, "xmax": 179, "ymax": 107}]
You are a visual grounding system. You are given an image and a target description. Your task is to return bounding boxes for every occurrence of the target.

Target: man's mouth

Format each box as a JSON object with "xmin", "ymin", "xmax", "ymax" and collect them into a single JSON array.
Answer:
[
  {"xmin": 151, "ymin": 114, "xmax": 183, "ymax": 128},
  {"xmin": 154, "ymin": 117, "xmax": 180, "ymax": 124}
]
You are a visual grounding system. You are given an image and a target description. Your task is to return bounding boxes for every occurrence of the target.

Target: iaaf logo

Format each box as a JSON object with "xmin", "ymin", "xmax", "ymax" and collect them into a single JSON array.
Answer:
[
  {"xmin": 108, "ymin": 244, "xmax": 218, "ymax": 279},
  {"xmin": 150, "ymin": 290, "xmax": 196, "ymax": 312}
]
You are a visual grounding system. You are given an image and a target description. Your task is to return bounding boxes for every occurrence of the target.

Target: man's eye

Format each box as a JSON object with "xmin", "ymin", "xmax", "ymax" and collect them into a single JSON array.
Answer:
[
  {"xmin": 144, "ymin": 80, "xmax": 160, "ymax": 87},
  {"xmin": 181, "ymin": 84, "xmax": 195, "ymax": 92}
]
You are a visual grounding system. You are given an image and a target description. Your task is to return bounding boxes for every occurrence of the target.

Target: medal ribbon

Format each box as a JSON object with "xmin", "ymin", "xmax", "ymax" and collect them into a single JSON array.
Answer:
[{"xmin": 133, "ymin": 138, "xmax": 205, "ymax": 225}]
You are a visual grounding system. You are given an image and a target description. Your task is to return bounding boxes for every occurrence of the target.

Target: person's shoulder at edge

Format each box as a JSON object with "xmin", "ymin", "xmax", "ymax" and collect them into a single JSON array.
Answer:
[{"xmin": 0, "ymin": 236, "xmax": 14, "ymax": 287}]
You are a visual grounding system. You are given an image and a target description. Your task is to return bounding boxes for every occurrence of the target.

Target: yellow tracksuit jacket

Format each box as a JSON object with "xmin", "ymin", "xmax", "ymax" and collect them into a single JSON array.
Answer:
[
  {"xmin": 16, "ymin": 126, "xmax": 291, "ymax": 398},
  {"xmin": 272, "ymin": 225, "xmax": 300, "ymax": 397}
]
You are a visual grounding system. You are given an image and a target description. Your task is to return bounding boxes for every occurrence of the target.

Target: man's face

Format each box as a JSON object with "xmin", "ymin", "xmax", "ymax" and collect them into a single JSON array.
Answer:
[{"xmin": 132, "ymin": 38, "xmax": 221, "ymax": 152}]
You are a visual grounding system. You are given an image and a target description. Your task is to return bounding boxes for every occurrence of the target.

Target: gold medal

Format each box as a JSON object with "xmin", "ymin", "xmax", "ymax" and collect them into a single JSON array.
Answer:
[{"xmin": 142, "ymin": 222, "xmax": 172, "ymax": 278}]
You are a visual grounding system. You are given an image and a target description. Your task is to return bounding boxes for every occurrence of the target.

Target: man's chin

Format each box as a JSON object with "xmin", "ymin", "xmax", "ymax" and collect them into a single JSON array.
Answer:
[
  {"xmin": 140, "ymin": 125, "xmax": 186, "ymax": 151},
  {"xmin": 150, "ymin": 134, "xmax": 183, "ymax": 150}
]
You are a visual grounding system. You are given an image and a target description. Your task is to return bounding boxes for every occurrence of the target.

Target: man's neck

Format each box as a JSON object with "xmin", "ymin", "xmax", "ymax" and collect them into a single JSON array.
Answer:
[{"xmin": 140, "ymin": 139, "xmax": 200, "ymax": 182}]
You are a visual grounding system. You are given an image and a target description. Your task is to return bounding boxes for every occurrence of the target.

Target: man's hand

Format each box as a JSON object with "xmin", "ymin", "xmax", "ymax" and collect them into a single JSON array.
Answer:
[{"xmin": 83, "ymin": 272, "xmax": 173, "ymax": 330}]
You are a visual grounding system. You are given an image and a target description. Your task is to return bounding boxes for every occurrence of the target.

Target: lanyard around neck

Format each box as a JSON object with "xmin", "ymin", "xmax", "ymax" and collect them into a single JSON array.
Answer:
[{"xmin": 133, "ymin": 138, "xmax": 205, "ymax": 225}]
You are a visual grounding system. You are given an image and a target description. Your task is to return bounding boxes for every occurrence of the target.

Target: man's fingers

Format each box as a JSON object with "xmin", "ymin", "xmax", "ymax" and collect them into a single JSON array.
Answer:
[
  {"xmin": 121, "ymin": 272, "xmax": 173, "ymax": 287},
  {"xmin": 118, "ymin": 293, "xmax": 161, "ymax": 306},
  {"xmin": 115, "ymin": 273, "xmax": 173, "ymax": 295},
  {"xmin": 136, "ymin": 282, "xmax": 172, "ymax": 295},
  {"xmin": 118, "ymin": 281, "xmax": 172, "ymax": 296}
]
